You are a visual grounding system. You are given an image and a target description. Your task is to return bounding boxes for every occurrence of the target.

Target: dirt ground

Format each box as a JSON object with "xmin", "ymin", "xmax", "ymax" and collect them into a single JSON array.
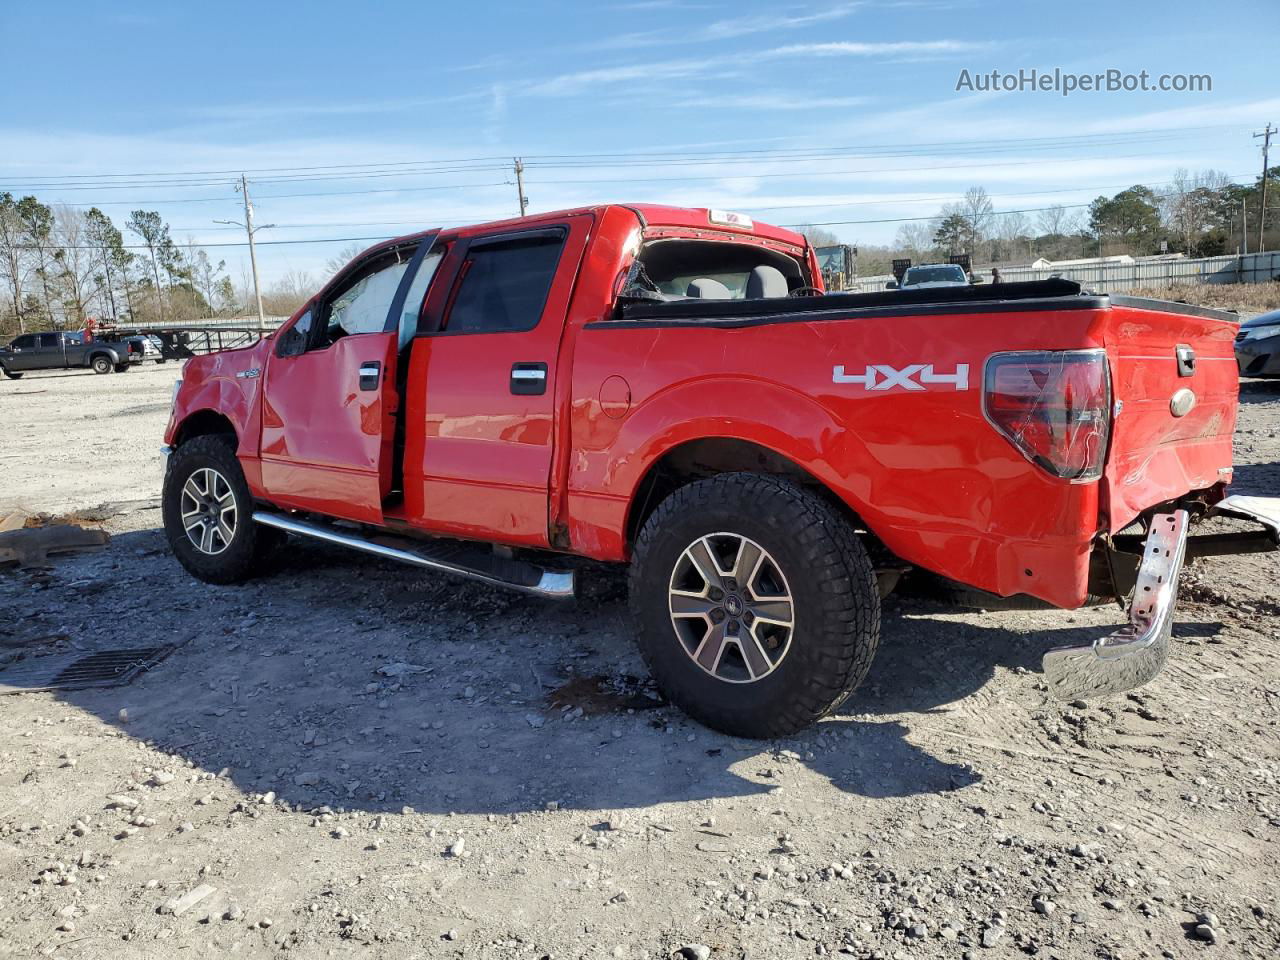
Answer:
[{"xmin": 1, "ymin": 359, "xmax": 1278, "ymax": 960}]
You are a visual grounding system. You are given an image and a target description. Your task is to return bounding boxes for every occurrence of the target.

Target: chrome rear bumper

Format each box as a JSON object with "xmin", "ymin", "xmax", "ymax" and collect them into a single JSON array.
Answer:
[{"xmin": 1044, "ymin": 510, "xmax": 1188, "ymax": 700}]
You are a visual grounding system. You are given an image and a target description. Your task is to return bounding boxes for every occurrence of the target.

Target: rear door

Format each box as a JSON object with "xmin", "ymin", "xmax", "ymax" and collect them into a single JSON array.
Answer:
[
  {"xmin": 401, "ymin": 217, "xmax": 591, "ymax": 546},
  {"xmin": 259, "ymin": 238, "xmax": 438, "ymax": 524}
]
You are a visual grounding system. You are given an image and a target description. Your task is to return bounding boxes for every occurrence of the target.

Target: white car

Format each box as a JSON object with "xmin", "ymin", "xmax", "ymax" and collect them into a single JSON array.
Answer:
[{"xmin": 895, "ymin": 263, "xmax": 971, "ymax": 289}]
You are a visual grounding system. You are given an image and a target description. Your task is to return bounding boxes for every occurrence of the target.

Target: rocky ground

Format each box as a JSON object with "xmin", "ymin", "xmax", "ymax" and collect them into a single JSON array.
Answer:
[{"xmin": 0, "ymin": 360, "xmax": 1278, "ymax": 960}]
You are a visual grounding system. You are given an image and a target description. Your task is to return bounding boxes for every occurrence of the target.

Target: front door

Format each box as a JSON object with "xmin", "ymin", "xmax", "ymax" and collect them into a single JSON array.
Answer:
[
  {"xmin": 5, "ymin": 334, "xmax": 38, "ymax": 371},
  {"xmin": 259, "ymin": 237, "xmax": 438, "ymax": 524},
  {"xmin": 401, "ymin": 217, "xmax": 591, "ymax": 546}
]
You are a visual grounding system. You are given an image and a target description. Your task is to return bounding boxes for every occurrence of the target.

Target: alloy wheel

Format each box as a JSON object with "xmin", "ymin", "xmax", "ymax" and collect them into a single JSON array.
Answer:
[
  {"xmin": 668, "ymin": 532, "xmax": 795, "ymax": 683},
  {"xmin": 180, "ymin": 467, "xmax": 237, "ymax": 555}
]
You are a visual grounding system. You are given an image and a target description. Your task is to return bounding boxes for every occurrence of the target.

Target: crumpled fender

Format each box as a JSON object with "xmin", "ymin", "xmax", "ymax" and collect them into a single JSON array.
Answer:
[{"xmin": 164, "ymin": 339, "xmax": 270, "ymax": 461}]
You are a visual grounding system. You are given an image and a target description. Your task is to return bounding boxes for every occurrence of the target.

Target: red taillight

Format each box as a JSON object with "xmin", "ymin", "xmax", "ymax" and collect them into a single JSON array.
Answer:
[{"xmin": 983, "ymin": 350, "xmax": 1111, "ymax": 481}]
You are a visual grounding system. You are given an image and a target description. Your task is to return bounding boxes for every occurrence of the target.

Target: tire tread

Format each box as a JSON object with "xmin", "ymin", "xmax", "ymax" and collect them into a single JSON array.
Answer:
[{"xmin": 629, "ymin": 473, "xmax": 879, "ymax": 738}]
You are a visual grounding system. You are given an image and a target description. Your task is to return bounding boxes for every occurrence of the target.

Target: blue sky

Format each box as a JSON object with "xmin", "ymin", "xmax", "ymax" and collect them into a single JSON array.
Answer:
[{"xmin": 1, "ymin": 0, "xmax": 1276, "ymax": 285}]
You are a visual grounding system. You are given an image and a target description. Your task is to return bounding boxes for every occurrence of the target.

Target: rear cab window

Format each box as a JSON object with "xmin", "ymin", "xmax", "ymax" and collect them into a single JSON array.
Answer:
[{"xmin": 620, "ymin": 237, "xmax": 808, "ymax": 302}]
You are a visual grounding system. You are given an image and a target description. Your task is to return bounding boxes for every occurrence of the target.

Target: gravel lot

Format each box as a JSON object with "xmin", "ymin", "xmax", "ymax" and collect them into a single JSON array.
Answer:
[{"xmin": 1, "ymin": 359, "xmax": 1278, "ymax": 960}]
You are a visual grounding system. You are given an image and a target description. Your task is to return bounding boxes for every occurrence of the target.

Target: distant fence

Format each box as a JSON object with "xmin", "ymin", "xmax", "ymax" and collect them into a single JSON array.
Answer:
[
  {"xmin": 848, "ymin": 251, "xmax": 1280, "ymax": 295},
  {"xmin": 114, "ymin": 315, "xmax": 290, "ymax": 331}
]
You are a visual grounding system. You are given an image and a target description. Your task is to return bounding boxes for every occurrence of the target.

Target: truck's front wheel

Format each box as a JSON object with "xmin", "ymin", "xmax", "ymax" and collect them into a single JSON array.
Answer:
[
  {"xmin": 162, "ymin": 435, "xmax": 282, "ymax": 584},
  {"xmin": 629, "ymin": 473, "xmax": 880, "ymax": 739},
  {"xmin": 1, "ymin": 367, "xmax": 21, "ymax": 380}
]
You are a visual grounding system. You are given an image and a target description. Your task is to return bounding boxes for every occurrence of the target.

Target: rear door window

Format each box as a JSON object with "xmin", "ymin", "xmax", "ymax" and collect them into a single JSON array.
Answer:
[{"xmin": 444, "ymin": 234, "xmax": 564, "ymax": 334}]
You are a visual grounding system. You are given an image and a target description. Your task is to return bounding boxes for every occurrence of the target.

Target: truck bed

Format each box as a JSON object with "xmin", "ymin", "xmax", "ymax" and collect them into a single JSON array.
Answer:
[{"xmin": 574, "ymin": 279, "xmax": 1239, "ymax": 607}]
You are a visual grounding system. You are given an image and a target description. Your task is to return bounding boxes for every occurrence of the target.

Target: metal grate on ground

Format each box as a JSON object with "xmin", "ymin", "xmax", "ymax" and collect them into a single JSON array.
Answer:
[{"xmin": 0, "ymin": 646, "xmax": 178, "ymax": 695}]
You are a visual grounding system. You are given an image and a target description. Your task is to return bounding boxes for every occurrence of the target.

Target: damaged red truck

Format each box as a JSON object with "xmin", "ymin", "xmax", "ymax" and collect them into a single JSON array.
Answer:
[{"xmin": 162, "ymin": 204, "xmax": 1279, "ymax": 738}]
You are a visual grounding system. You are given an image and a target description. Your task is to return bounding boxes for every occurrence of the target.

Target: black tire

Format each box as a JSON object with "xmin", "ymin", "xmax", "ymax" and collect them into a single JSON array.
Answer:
[
  {"xmin": 114, "ymin": 363, "xmax": 131, "ymax": 373},
  {"xmin": 1, "ymin": 367, "xmax": 21, "ymax": 380},
  {"xmin": 629, "ymin": 473, "xmax": 880, "ymax": 739},
  {"xmin": 162, "ymin": 434, "xmax": 283, "ymax": 584},
  {"xmin": 90, "ymin": 355, "xmax": 113, "ymax": 374}
]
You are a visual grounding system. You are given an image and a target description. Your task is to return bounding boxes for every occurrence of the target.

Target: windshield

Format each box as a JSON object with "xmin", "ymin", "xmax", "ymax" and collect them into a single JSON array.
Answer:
[{"xmin": 904, "ymin": 265, "xmax": 967, "ymax": 285}]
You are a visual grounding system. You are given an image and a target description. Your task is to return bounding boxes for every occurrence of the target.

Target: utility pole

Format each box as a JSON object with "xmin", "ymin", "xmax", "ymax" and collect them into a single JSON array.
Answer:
[
  {"xmin": 513, "ymin": 158, "xmax": 528, "ymax": 217},
  {"xmin": 1242, "ymin": 198, "xmax": 1248, "ymax": 255},
  {"xmin": 216, "ymin": 175, "xmax": 274, "ymax": 335},
  {"xmin": 1254, "ymin": 123, "xmax": 1275, "ymax": 252}
]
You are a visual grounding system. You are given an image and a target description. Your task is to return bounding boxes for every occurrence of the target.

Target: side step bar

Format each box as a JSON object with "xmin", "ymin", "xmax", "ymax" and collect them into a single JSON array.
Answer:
[{"xmin": 252, "ymin": 512, "xmax": 575, "ymax": 599}]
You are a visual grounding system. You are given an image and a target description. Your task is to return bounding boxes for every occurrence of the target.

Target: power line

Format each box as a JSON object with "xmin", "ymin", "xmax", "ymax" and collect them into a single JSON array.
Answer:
[
  {"xmin": 155, "ymin": 172, "xmax": 1253, "ymax": 231},
  {"xmin": 10, "ymin": 149, "xmax": 1195, "ymax": 209},
  {"xmin": 0, "ymin": 124, "xmax": 1236, "ymax": 184},
  {"xmin": 40, "ymin": 180, "xmax": 515, "ymax": 207}
]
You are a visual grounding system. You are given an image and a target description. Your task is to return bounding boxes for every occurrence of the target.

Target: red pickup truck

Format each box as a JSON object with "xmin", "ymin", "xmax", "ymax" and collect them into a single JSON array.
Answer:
[{"xmin": 161, "ymin": 204, "xmax": 1279, "ymax": 738}]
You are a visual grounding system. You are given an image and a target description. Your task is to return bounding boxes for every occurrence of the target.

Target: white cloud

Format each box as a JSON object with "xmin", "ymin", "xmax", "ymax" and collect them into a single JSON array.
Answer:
[
  {"xmin": 524, "ymin": 37, "xmax": 986, "ymax": 96},
  {"xmin": 763, "ymin": 39, "xmax": 991, "ymax": 58},
  {"xmin": 596, "ymin": 2, "xmax": 866, "ymax": 49}
]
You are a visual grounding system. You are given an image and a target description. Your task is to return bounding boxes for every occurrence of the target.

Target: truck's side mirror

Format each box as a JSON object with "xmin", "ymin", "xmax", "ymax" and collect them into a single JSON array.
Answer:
[{"xmin": 885, "ymin": 280, "xmax": 898, "ymax": 290}]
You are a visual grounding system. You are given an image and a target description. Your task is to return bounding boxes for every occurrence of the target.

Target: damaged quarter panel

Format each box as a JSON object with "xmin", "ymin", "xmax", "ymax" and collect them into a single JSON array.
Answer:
[{"xmin": 569, "ymin": 304, "xmax": 1110, "ymax": 608}]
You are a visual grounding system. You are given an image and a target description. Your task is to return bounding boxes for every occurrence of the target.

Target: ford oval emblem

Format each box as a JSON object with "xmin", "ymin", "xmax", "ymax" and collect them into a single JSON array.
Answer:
[{"xmin": 1170, "ymin": 388, "xmax": 1196, "ymax": 417}]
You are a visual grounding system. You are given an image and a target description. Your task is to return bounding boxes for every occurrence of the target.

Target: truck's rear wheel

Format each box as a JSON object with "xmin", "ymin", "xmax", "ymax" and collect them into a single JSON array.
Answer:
[
  {"xmin": 162, "ymin": 435, "xmax": 282, "ymax": 584},
  {"xmin": 1, "ymin": 367, "xmax": 21, "ymax": 380},
  {"xmin": 90, "ymin": 356, "xmax": 112, "ymax": 374},
  {"xmin": 114, "ymin": 362, "xmax": 131, "ymax": 373},
  {"xmin": 629, "ymin": 473, "xmax": 880, "ymax": 738}
]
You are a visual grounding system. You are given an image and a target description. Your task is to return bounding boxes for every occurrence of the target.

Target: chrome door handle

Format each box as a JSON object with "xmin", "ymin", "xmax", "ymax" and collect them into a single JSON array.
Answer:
[{"xmin": 511, "ymin": 362, "xmax": 547, "ymax": 395}]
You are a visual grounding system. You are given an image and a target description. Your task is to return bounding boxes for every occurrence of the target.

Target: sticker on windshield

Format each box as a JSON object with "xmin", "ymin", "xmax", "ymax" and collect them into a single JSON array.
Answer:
[{"xmin": 832, "ymin": 363, "xmax": 970, "ymax": 391}]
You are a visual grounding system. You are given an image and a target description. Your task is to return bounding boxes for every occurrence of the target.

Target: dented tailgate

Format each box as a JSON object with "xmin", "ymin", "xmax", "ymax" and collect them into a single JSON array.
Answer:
[{"xmin": 1101, "ymin": 298, "xmax": 1240, "ymax": 532}]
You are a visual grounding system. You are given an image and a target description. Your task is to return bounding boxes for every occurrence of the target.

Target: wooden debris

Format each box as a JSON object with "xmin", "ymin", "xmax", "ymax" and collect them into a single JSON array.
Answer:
[{"xmin": 0, "ymin": 524, "xmax": 110, "ymax": 569}]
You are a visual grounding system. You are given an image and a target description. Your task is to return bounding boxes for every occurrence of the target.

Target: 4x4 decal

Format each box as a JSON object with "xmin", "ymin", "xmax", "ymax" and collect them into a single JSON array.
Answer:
[{"xmin": 832, "ymin": 363, "xmax": 970, "ymax": 391}]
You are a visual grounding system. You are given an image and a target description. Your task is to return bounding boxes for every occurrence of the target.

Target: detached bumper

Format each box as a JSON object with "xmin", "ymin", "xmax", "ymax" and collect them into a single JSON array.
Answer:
[
  {"xmin": 1044, "ymin": 496, "xmax": 1280, "ymax": 700},
  {"xmin": 1044, "ymin": 510, "xmax": 1189, "ymax": 700}
]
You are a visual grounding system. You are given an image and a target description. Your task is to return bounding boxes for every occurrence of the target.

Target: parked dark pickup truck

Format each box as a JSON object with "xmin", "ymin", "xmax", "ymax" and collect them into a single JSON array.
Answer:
[{"xmin": 0, "ymin": 331, "xmax": 135, "ymax": 379}]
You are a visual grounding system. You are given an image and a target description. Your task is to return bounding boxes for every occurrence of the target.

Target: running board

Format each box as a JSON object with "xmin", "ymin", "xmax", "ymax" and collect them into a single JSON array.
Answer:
[{"xmin": 252, "ymin": 512, "xmax": 575, "ymax": 599}]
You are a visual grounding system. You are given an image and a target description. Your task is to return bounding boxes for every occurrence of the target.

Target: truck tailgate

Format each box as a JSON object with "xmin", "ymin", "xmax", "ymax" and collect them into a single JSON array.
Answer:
[{"xmin": 1101, "ymin": 299, "xmax": 1239, "ymax": 532}]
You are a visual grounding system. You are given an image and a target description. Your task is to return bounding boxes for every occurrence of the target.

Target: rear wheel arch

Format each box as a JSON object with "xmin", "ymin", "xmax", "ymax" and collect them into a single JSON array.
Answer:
[{"xmin": 624, "ymin": 436, "xmax": 870, "ymax": 552}]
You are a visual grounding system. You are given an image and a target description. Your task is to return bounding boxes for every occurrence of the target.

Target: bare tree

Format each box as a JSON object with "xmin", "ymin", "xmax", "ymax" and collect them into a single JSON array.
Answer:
[
  {"xmin": 1037, "ymin": 204, "xmax": 1069, "ymax": 238},
  {"xmin": 992, "ymin": 210, "xmax": 1031, "ymax": 262},
  {"xmin": 51, "ymin": 206, "xmax": 101, "ymax": 327},
  {"xmin": 1164, "ymin": 168, "xmax": 1232, "ymax": 254},
  {"xmin": 324, "ymin": 243, "xmax": 366, "ymax": 277},
  {"xmin": 262, "ymin": 270, "xmax": 317, "ymax": 317},
  {"xmin": 189, "ymin": 246, "xmax": 230, "ymax": 316},
  {"xmin": 961, "ymin": 186, "xmax": 994, "ymax": 254},
  {"xmin": 795, "ymin": 225, "xmax": 841, "ymax": 248},
  {"xmin": 893, "ymin": 221, "xmax": 938, "ymax": 258},
  {"xmin": 0, "ymin": 193, "xmax": 30, "ymax": 332}
]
